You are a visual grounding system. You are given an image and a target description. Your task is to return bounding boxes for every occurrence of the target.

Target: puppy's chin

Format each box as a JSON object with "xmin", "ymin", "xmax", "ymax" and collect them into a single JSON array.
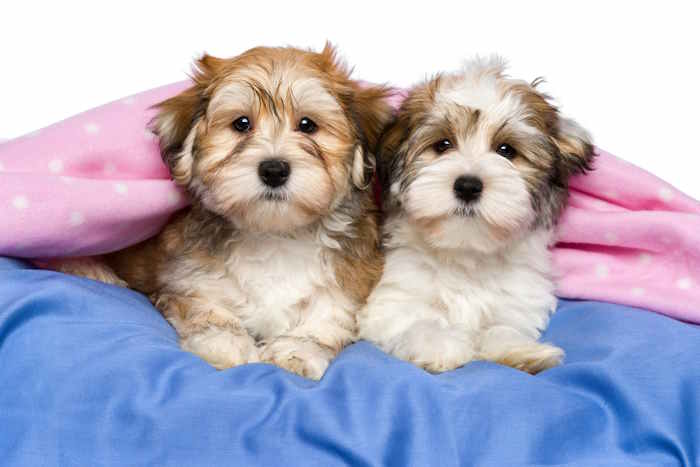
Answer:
[
  {"xmin": 230, "ymin": 197, "xmax": 327, "ymax": 233},
  {"xmin": 196, "ymin": 187, "xmax": 333, "ymax": 234},
  {"xmin": 403, "ymin": 160, "xmax": 534, "ymax": 254},
  {"xmin": 411, "ymin": 216, "xmax": 519, "ymax": 254}
]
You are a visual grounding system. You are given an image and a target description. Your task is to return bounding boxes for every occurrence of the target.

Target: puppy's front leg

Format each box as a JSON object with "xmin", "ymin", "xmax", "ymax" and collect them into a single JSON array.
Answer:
[
  {"xmin": 260, "ymin": 292, "xmax": 355, "ymax": 380},
  {"xmin": 358, "ymin": 299, "xmax": 477, "ymax": 373},
  {"xmin": 477, "ymin": 325, "xmax": 563, "ymax": 374},
  {"xmin": 156, "ymin": 293, "xmax": 260, "ymax": 370}
]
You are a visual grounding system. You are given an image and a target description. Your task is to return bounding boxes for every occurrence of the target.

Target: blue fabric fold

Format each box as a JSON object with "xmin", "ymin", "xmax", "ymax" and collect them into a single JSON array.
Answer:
[{"xmin": 1, "ymin": 257, "xmax": 698, "ymax": 466}]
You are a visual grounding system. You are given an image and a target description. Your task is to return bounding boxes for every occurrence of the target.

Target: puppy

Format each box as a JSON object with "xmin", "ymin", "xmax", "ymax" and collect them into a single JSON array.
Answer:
[
  {"xmin": 357, "ymin": 57, "xmax": 594, "ymax": 374},
  {"xmin": 57, "ymin": 44, "xmax": 391, "ymax": 379}
]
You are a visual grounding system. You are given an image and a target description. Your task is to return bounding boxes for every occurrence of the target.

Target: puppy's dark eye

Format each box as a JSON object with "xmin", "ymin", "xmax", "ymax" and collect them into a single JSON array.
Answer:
[
  {"xmin": 433, "ymin": 139, "xmax": 453, "ymax": 154},
  {"xmin": 298, "ymin": 117, "xmax": 318, "ymax": 134},
  {"xmin": 233, "ymin": 116, "xmax": 251, "ymax": 132},
  {"xmin": 496, "ymin": 143, "xmax": 516, "ymax": 159}
]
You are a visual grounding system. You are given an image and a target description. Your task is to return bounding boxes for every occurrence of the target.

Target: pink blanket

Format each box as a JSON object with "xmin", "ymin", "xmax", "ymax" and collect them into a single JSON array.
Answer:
[{"xmin": 1, "ymin": 82, "xmax": 699, "ymax": 323}]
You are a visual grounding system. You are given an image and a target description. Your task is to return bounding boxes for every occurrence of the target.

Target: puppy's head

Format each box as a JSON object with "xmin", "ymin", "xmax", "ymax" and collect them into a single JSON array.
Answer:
[
  {"xmin": 151, "ymin": 44, "xmax": 391, "ymax": 233},
  {"xmin": 379, "ymin": 57, "xmax": 594, "ymax": 253}
]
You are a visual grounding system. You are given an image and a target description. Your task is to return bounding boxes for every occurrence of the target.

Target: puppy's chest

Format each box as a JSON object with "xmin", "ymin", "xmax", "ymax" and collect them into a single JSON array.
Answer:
[
  {"xmin": 223, "ymin": 235, "xmax": 333, "ymax": 307},
  {"xmin": 169, "ymin": 234, "xmax": 341, "ymax": 339},
  {"xmin": 388, "ymin": 244, "xmax": 555, "ymax": 318}
]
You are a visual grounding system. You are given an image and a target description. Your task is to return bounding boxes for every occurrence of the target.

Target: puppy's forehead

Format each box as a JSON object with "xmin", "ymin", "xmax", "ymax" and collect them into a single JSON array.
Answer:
[
  {"xmin": 437, "ymin": 74, "xmax": 503, "ymax": 113},
  {"xmin": 433, "ymin": 74, "xmax": 526, "ymax": 126},
  {"xmin": 208, "ymin": 59, "xmax": 342, "ymax": 117}
]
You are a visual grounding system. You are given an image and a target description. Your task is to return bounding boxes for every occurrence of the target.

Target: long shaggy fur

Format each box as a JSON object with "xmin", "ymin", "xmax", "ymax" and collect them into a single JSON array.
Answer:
[
  {"xmin": 358, "ymin": 57, "xmax": 594, "ymax": 374},
  {"xmin": 56, "ymin": 44, "xmax": 392, "ymax": 380}
]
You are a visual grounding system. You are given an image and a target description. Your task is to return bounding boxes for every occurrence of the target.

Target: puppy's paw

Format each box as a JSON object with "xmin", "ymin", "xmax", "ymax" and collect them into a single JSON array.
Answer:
[
  {"xmin": 390, "ymin": 324, "xmax": 475, "ymax": 373},
  {"xmin": 486, "ymin": 342, "xmax": 564, "ymax": 374},
  {"xmin": 261, "ymin": 336, "xmax": 334, "ymax": 380},
  {"xmin": 181, "ymin": 327, "xmax": 260, "ymax": 370},
  {"xmin": 50, "ymin": 257, "xmax": 128, "ymax": 288}
]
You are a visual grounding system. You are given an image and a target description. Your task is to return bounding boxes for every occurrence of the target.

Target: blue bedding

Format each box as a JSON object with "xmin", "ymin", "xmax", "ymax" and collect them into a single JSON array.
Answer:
[{"xmin": 1, "ymin": 257, "xmax": 698, "ymax": 466}]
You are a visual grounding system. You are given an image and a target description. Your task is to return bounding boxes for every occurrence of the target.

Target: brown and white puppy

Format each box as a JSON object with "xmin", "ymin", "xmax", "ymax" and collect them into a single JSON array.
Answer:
[
  {"xmin": 57, "ymin": 44, "xmax": 391, "ymax": 379},
  {"xmin": 357, "ymin": 57, "xmax": 594, "ymax": 374}
]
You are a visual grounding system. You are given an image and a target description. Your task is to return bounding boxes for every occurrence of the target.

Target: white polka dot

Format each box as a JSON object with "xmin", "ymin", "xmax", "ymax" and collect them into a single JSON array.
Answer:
[
  {"xmin": 595, "ymin": 264, "xmax": 610, "ymax": 279},
  {"xmin": 48, "ymin": 159, "xmax": 64, "ymax": 173},
  {"xmin": 114, "ymin": 183, "xmax": 128, "ymax": 195},
  {"xmin": 84, "ymin": 122, "xmax": 100, "ymax": 134},
  {"xmin": 593, "ymin": 200, "xmax": 608, "ymax": 210},
  {"xmin": 60, "ymin": 176, "xmax": 75, "ymax": 184},
  {"xmin": 638, "ymin": 253, "xmax": 652, "ymax": 265},
  {"xmin": 69, "ymin": 211, "xmax": 85, "ymax": 226},
  {"xmin": 604, "ymin": 232, "xmax": 618, "ymax": 243},
  {"xmin": 103, "ymin": 162, "xmax": 117, "ymax": 175},
  {"xmin": 676, "ymin": 277, "xmax": 693, "ymax": 290},
  {"xmin": 12, "ymin": 195, "xmax": 29, "ymax": 210},
  {"xmin": 121, "ymin": 96, "xmax": 136, "ymax": 105},
  {"xmin": 631, "ymin": 287, "xmax": 646, "ymax": 297},
  {"xmin": 144, "ymin": 129, "xmax": 156, "ymax": 140},
  {"xmin": 658, "ymin": 188, "xmax": 674, "ymax": 202}
]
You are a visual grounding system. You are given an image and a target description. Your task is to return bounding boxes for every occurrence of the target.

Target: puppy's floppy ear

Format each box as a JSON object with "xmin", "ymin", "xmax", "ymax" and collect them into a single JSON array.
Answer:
[
  {"xmin": 350, "ymin": 84, "xmax": 394, "ymax": 188},
  {"xmin": 316, "ymin": 41, "xmax": 393, "ymax": 188},
  {"xmin": 374, "ymin": 113, "xmax": 406, "ymax": 201},
  {"xmin": 551, "ymin": 117, "xmax": 595, "ymax": 183},
  {"xmin": 149, "ymin": 54, "xmax": 220, "ymax": 185}
]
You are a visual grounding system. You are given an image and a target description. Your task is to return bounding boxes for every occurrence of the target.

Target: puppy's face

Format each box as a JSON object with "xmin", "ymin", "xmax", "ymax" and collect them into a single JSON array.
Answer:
[
  {"xmin": 152, "ymin": 44, "xmax": 389, "ymax": 233},
  {"xmin": 380, "ymin": 58, "xmax": 594, "ymax": 253}
]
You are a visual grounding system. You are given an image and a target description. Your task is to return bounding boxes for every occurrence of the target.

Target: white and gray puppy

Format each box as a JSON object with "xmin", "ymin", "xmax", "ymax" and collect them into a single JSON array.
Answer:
[{"xmin": 358, "ymin": 58, "xmax": 594, "ymax": 374}]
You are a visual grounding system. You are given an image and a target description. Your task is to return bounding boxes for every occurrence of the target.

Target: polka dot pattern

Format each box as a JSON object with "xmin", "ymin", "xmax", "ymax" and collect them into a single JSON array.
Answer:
[
  {"xmin": 113, "ymin": 183, "xmax": 128, "ymax": 195},
  {"xmin": 84, "ymin": 123, "xmax": 100, "ymax": 134},
  {"xmin": 48, "ymin": 159, "xmax": 64, "ymax": 173},
  {"xmin": 69, "ymin": 212, "xmax": 85, "ymax": 226},
  {"xmin": 659, "ymin": 188, "xmax": 674, "ymax": 202},
  {"xmin": 12, "ymin": 195, "xmax": 29, "ymax": 210},
  {"xmin": 595, "ymin": 264, "xmax": 610, "ymax": 279}
]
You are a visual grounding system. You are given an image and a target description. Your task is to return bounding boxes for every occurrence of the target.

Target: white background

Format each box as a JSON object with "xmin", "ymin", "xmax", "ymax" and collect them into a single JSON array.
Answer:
[{"xmin": 2, "ymin": 1, "xmax": 699, "ymax": 199}]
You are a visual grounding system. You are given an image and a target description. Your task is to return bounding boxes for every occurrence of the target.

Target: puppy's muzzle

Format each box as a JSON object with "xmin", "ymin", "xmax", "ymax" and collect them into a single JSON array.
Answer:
[
  {"xmin": 453, "ymin": 175, "xmax": 483, "ymax": 203},
  {"xmin": 258, "ymin": 159, "xmax": 291, "ymax": 188}
]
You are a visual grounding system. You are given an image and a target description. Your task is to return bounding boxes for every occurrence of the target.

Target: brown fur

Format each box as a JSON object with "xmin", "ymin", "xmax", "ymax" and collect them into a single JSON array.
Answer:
[{"xmin": 56, "ymin": 44, "xmax": 392, "ymax": 379}]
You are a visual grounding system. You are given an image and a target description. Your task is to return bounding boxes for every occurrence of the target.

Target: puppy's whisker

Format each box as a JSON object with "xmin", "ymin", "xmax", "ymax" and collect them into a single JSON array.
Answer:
[{"xmin": 259, "ymin": 190, "xmax": 289, "ymax": 202}]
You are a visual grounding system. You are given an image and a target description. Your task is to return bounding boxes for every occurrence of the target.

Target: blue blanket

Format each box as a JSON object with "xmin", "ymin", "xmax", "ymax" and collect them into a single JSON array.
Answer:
[{"xmin": 1, "ymin": 257, "xmax": 698, "ymax": 466}]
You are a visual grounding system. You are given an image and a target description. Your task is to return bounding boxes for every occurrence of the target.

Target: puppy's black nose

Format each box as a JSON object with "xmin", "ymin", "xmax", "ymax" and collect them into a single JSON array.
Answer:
[
  {"xmin": 258, "ymin": 159, "xmax": 290, "ymax": 188},
  {"xmin": 453, "ymin": 175, "xmax": 483, "ymax": 202}
]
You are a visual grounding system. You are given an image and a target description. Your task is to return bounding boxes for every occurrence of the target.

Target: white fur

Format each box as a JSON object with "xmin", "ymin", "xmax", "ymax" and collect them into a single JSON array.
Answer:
[
  {"xmin": 358, "ymin": 58, "xmax": 566, "ymax": 373},
  {"xmin": 358, "ymin": 220, "xmax": 561, "ymax": 373},
  {"xmin": 165, "ymin": 228, "xmax": 356, "ymax": 379},
  {"xmin": 404, "ymin": 148, "xmax": 533, "ymax": 253}
]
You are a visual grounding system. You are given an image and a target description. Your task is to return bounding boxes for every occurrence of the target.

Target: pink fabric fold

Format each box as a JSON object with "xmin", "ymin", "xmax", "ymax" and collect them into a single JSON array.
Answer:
[
  {"xmin": 1, "ymin": 82, "xmax": 698, "ymax": 322},
  {"xmin": 553, "ymin": 149, "xmax": 700, "ymax": 321}
]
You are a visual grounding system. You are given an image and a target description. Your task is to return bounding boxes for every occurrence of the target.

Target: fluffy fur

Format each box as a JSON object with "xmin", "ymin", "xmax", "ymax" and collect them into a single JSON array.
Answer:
[
  {"xmin": 358, "ymin": 57, "xmax": 594, "ymax": 374},
  {"xmin": 56, "ymin": 44, "xmax": 392, "ymax": 379}
]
